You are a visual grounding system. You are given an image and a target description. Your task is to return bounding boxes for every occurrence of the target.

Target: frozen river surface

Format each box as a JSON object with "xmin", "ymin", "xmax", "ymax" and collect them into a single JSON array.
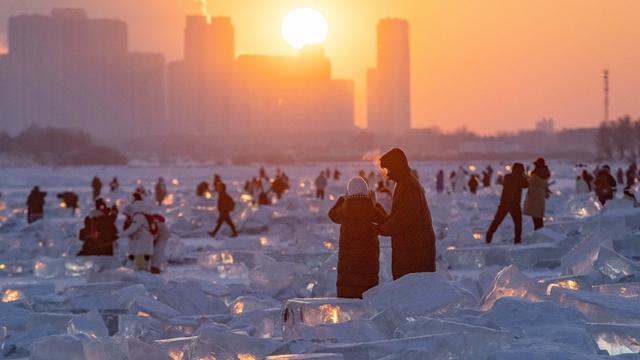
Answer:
[{"xmin": 0, "ymin": 161, "xmax": 639, "ymax": 359}]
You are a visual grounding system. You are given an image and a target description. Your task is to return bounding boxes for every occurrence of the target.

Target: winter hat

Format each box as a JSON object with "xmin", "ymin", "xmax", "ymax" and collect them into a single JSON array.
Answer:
[
  {"xmin": 534, "ymin": 158, "xmax": 546, "ymax": 167},
  {"xmin": 347, "ymin": 176, "xmax": 369, "ymax": 197}
]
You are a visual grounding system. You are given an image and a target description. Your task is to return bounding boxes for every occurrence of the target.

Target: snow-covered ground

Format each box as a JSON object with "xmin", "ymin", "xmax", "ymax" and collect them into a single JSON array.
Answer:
[{"xmin": 1, "ymin": 161, "xmax": 639, "ymax": 359}]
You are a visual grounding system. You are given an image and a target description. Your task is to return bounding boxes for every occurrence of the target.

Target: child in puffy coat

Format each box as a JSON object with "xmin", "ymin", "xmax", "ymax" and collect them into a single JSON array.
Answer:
[
  {"xmin": 329, "ymin": 176, "xmax": 387, "ymax": 298},
  {"xmin": 121, "ymin": 193, "xmax": 155, "ymax": 271}
]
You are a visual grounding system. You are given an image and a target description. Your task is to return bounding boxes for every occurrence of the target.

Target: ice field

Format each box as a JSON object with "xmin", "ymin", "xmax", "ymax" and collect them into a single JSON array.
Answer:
[{"xmin": 1, "ymin": 162, "xmax": 640, "ymax": 359}]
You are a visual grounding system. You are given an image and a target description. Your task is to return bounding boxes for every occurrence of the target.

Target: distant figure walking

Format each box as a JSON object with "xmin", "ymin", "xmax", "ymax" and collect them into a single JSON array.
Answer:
[
  {"xmin": 377, "ymin": 148, "xmax": 436, "ymax": 279},
  {"xmin": 122, "ymin": 193, "xmax": 156, "ymax": 271},
  {"xmin": 486, "ymin": 163, "xmax": 529, "ymax": 244},
  {"xmin": 333, "ymin": 168, "xmax": 342, "ymax": 181},
  {"xmin": 27, "ymin": 186, "xmax": 47, "ymax": 224},
  {"xmin": 272, "ymin": 175, "xmax": 288, "ymax": 199},
  {"xmin": 436, "ymin": 170, "xmax": 445, "ymax": 193},
  {"xmin": 109, "ymin": 177, "xmax": 119, "ymax": 192},
  {"xmin": 315, "ymin": 172, "xmax": 328, "ymax": 200},
  {"xmin": 208, "ymin": 183, "xmax": 238, "ymax": 238},
  {"xmin": 594, "ymin": 165, "xmax": 617, "ymax": 206},
  {"xmin": 155, "ymin": 177, "xmax": 167, "ymax": 206},
  {"xmin": 57, "ymin": 191, "xmax": 79, "ymax": 213},
  {"xmin": 91, "ymin": 176, "xmax": 102, "ymax": 200},
  {"xmin": 329, "ymin": 177, "xmax": 387, "ymax": 298},
  {"xmin": 78, "ymin": 198, "xmax": 118, "ymax": 256},
  {"xmin": 482, "ymin": 165, "xmax": 494, "ymax": 188},
  {"xmin": 524, "ymin": 158, "xmax": 551, "ymax": 230},
  {"xmin": 468, "ymin": 175, "xmax": 479, "ymax": 194}
]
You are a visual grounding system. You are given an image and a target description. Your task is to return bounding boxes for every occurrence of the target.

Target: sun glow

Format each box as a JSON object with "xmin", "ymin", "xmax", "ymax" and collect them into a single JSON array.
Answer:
[{"xmin": 282, "ymin": 8, "xmax": 328, "ymax": 50}]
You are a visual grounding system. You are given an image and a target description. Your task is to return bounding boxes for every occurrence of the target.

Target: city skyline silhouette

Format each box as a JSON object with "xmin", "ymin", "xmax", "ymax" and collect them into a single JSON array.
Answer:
[{"xmin": 2, "ymin": 0, "xmax": 639, "ymax": 134}]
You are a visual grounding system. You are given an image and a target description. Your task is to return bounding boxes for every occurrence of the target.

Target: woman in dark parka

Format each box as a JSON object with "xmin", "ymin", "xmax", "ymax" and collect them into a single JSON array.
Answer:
[{"xmin": 329, "ymin": 176, "xmax": 387, "ymax": 298}]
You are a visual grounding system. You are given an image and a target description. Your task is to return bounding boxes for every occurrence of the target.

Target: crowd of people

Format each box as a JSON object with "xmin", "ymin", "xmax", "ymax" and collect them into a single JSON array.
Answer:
[
  {"xmin": 18, "ymin": 154, "xmax": 640, "ymax": 293},
  {"xmin": 576, "ymin": 163, "xmax": 639, "ymax": 206}
]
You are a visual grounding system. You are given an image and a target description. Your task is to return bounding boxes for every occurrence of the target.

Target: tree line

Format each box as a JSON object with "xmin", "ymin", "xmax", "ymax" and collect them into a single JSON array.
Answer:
[{"xmin": 595, "ymin": 115, "xmax": 640, "ymax": 160}]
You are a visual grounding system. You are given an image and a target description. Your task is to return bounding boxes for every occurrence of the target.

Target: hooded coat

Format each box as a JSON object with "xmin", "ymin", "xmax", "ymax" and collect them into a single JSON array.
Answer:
[
  {"xmin": 379, "ymin": 149, "xmax": 437, "ymax": 279},
  {"xmin": 524, "ymin": 166, "xmax": 550, "ymax": 218},
  {"xmin": 329, "ymin": 195, "xmax": 387, "ymax": 298},
  {"xmin": 121, "ymin": 200, "xmax": 155, "ymax": 256}
]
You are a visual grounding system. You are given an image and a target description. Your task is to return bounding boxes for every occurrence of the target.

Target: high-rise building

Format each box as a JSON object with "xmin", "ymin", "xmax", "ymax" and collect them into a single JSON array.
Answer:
[
  {"xmin": 0, "ymin": 9, "xmax": 166, "ymax": 138},
  {"xmin": 168, "ymin": 17, "xmax": 354, "ymax": 141},
  {"xmin": 367, "ymin": 18, "xmax": 411, "ymax": 136}
]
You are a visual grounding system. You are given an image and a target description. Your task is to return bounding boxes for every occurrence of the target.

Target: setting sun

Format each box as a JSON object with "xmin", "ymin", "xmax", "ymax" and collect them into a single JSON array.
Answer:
[{"xmin": 281, "ymin": 8, "xmax": 328, "ymax": 50}]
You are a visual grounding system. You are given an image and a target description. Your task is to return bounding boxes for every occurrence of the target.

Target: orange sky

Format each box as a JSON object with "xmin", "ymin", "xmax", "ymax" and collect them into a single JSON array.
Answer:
[{"xmin": 1, "ymin": 0, "xmax": 640, "ymax": 134}]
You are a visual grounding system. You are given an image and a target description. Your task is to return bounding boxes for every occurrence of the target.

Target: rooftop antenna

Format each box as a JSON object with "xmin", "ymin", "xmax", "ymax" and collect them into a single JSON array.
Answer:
[{"xmin": 603, "ymin": 69, "xmax": 609, "ymax": 122}]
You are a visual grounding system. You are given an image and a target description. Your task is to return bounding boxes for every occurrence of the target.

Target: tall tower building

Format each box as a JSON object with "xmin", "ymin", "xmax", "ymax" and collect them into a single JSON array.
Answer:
[{"xmin": 367, "ymin": 18, "xmax": 411, "ymax": 136}]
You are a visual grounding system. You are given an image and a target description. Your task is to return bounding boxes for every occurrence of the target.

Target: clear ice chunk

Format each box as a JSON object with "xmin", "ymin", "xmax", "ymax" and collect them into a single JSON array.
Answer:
[
  {"xmin": 266, "ymin": 354, "xmax": 344, "ymax": 360},
  {"xmin": 593, "ymin": 246, "xmax": 639, "ymax": 281},
  {"xmin": 481, "ymin": 265, "xmax": 546, "ymax": 311},
  {"xmin": 67, "ymin": 309, "xmax": 109, "ymax": 339},
  {"xmin": 282, "ymin": 298, "xmax": 367, "ymax": 341},
  {"xmin": 363, "ymin": 272, "xmax": 475, "ymax": 318},
  {"xmin": 551, "ymin": 287, "xmax": 640, "ymax": 324},
  {"xmin": 33, "ymin": 257, "xmax": 66, "ymax": 279},
  {"xmin": 591, "ymin": 282, "xmax": 640, "ymax": 297},
  {"xmin": 249, "ymin": 262, "xmax": 308, "ymax": 291},
  {"xmin": 587, "ymin": 323, "xmax": 640, "ymax": 356}
]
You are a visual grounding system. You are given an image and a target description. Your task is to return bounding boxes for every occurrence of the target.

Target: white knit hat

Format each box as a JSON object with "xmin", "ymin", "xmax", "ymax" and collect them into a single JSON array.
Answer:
[{"xmin": 347, "ymin": 176, "xmax": 369, "ymax": 196}]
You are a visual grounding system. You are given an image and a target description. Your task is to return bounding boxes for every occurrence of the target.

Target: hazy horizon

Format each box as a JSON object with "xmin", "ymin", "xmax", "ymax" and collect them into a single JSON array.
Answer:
[{"xmin": 1, "ymin": 0, "xmax": 640, "ymax": 135}]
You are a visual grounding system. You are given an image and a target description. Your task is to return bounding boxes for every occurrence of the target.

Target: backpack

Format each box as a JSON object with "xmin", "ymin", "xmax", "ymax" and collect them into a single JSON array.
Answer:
[
  {"xmin": 221, "ymin": 194, "xmax": 236, "ymax": 212},
  {"xmin": 125, "ymin": 212, "xmax": 159, "ymax": 235}
]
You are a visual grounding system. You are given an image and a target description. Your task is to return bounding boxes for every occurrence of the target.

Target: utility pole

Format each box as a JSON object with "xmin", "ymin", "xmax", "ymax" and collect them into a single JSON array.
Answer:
[{"xmin": 603, "ymin": 69, "xmax": 609, "ymax": 123}]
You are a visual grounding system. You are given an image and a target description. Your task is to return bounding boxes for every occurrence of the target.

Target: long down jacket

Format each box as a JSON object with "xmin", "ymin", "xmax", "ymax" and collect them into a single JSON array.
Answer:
[
  {"xmin": 329, "ymin": 195, "xmax": 387, "ymax": 298},
  {"xmin": 379, "ymin": 173, "xmax": 436, "ymax": 280},
  {"xmin": 524, "ymin": 174, "xmax": 549, "ymax": 218}
]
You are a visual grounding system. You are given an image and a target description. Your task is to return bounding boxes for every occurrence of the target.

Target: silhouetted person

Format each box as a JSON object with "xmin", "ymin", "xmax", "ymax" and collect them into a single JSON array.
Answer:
[
  {"xmin": 196, "ymin": 181, "xmax": 211, "ymax": 197},
  {"xmin": 486, "ymin": 163, "xmax": 529, "ymax": 244},
  {"xmin": 450, "ymin": 171, "xmax": 460, "ymax": 193},
  {"xmin": 617, "ymin": 168, "xmax": 625, "ymax": 185},
  {"xmin": 436, "ymin": 170, "xmax": 445, "ymax": 193},
  {"xmin": 259, "ymin": 166, "xmax": 267, "ymax": 180},
  {"xmin": 109, "ymin": 177, "xmax": 119, "ymax": 192},
  {"xmin": 208, "ymin": 183, "xmax": 238, "ymax": 238},
  {"xmin": 91, "ymin": 176, "xmax": 102, "ymax": 200},
  {"xmin": 155, "ymin": 177, "xmax": 167, "ymax": 206},
  {"xmin": 524, "ymin": 158, "xmax": 551, "ymax": 230},
  {"xmin": 595, "ymin": 165, "xmax": 617, "ymax": 206},
  {"xmin": 78, "ymin": 198, "xmax": 118, "ymax": 256},
  {"xmin": 582, "ymin": 169, "xmax": 594, "ymax": 192},
  {"xmin": 272, "ymin": 176, "xmax": 287, "ymax": 199},
  {"xmin": 57, "ymin": 191, "xmax": 79, "ymax": 213},
  {"xmin": 329, "ymin": 177, "xmax": 387, "ymax": 298},
  {"xmin": 627, "ymin": 163, "xmax": 638, "ymax": 189},
  {"xmin": 468, "ymin": 175, "xmax": 479, "ymax": 194},
  {"xmin": 377, "ymin": 148, "xmax": 436, "ymax": 279},
  {"xmin": 333, "ymin": 168, "xmax": 342, "ymax": 181},
  {"xmin": 27, "ymin": 186, "xmax": 47, "ymax": 224},
  {"xmin": 496, "ymin": 174, "xmax": 504, "ymax": 186},
  {"xmin": 482, "ymin": 165, "xmax": 494, "ymax": 188},
  {"xmin": 315, "ymin": 172, "xmax": 328, "ymax": 200}
]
